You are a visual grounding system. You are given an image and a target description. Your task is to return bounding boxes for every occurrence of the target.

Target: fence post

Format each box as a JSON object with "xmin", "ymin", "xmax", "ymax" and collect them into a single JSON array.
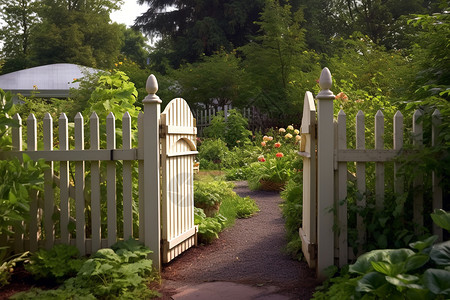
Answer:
[
  {"xmin": 316, "ymin": 67, "xmax": 335, "ymax": 280},
  {"xmin": 142, "ymin": 74, "xmax": 162, "ymax": 271}
]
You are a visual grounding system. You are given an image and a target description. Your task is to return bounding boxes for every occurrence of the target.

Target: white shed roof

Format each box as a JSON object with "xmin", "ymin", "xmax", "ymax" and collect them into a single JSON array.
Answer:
[{"xmin": 0, "ymin": 63, "xmax": 100, "ymax": 98}]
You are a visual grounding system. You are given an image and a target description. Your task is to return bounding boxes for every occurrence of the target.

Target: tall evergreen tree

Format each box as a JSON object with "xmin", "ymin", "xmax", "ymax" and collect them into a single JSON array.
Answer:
[{"xmin": 136, "ymin": 0, "xmax": 265, "ymax": 67}]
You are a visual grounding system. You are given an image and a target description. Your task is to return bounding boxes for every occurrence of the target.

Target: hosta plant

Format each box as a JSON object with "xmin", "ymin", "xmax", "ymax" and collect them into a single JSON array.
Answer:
[{"xmin": 313, "ymin": 210, "xmax": 450, "ymax": 299}]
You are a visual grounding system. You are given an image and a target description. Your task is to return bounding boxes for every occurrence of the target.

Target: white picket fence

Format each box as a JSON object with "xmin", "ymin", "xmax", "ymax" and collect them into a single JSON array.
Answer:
[
  {"xmin": 299, "ymin": 68, "xmax": 444, "ymax": 280},
  {"xmin": 0, "ymin": 75, "xmax": 197, "ymax": 270},
  {"xmin": 195, "ymin": 105, "xmax": 261, "ymax": 135}
]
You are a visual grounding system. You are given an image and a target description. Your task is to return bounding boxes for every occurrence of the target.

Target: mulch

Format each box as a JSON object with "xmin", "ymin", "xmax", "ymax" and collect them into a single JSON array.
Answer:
[{"xmin": 159, "ymin": 181, "xmax": 318, "ymax": 299}]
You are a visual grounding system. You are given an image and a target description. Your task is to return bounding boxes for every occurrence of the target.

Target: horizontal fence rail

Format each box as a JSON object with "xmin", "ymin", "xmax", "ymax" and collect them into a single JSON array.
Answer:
[{"xmin": 0, "ymin": 74, "xmax": 197, "ymax": 270}]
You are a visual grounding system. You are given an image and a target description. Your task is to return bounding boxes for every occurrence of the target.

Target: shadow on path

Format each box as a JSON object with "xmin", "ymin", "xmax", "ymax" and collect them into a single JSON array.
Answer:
[{"xmin": 159, "ymin": 181, "xmax": 318, "ymax": 299}]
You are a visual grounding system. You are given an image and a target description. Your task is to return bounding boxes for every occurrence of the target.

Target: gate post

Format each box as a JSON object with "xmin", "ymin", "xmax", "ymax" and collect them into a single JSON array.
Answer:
[
  {"xmin": 316, "ymin": 68, "xmax": 335, "ymax": 280},
  {"xmin": 142, "ymin": 74, "xmax": 162, "ymax": 271}
]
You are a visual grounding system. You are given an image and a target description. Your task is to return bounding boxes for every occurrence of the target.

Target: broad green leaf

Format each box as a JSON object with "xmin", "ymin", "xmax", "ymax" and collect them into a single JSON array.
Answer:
[
  {"xmin": 430, "ymin": 241, "xmax": 450, "ymax": 266},
  {"xmin": 371, "ymin": 261, "xmax": 396, "ymax": 276},
  {"xmin": 356, "ymin": 272, "xmax": 387, "ymax": 292},
  {"xmin": 409, "ymin": 235, "xmax": 438, "ymax": 252},
  {"xmin": 423, "ymin": 268, "xmax": 450, "ymax": 296},
  {"xmin": 350, "ymin": 249, "xmax": 415, "ymax": 275},
  {"xmin": 404, "ymin": 254, "xmax": 429, "ymax": 272},
  {"xmin": 431, "ymin": 209, "xmax": 450, "ymax": 232},
  {"xmin": 8, "ymin": 191, "xmax": 17, "ymax": 204}
]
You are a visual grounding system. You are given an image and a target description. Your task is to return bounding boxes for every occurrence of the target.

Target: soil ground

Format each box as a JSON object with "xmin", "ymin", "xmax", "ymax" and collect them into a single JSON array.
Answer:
[{"xmin": 158, "ymin": 181, "xmax": 318, "ymax": 299}]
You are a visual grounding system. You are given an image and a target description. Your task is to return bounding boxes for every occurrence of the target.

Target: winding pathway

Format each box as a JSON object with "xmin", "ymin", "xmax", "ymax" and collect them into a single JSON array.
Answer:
[{"xmin": 159, "ymin": 181, "xmax": 318, "ymax": 299}]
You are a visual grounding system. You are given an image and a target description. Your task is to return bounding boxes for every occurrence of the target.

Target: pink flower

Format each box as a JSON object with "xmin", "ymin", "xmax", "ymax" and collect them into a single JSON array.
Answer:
[
  {"xmin": 274, "ymin": 142, "xmax": 281, "ymax": 148},
  {"xmin": 276, "ymin": 152, "xmax": 284, "ymax": 158},
  {"xmin": 261, "ymin": 141, "xmax": 266, "ymax": 147}
]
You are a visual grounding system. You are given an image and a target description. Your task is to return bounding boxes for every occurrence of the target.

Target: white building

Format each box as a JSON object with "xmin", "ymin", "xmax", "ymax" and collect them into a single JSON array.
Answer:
[{"xmin": 0, "ymin": 63, "xmax": 100, "ymax": 101}]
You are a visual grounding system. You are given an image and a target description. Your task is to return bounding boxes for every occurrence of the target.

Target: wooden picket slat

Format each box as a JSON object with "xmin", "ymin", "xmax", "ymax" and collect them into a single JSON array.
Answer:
[
  {"xmin": 27, "ymin": 113, "xmax": 38, "ymax": 253},
  {"xmin": 355, "ymin": 110, "xmax": 366, "ymax": 255},
  {"xmin": 12, "ymin": 114, "xmax": 23, "ymax": 251},
  {"xmin": 90, "ymin": 112, "xmax": 101, "ymax": 253},
  {"xmin": 43, "ymin": 113, "xmax": 54, "ymax": 249},
  {"xmin": 337, "ymin": 110, "xmax": 347, "ymax": 267},
  {"xmin": 393, "ymin": 111, "xmax": 404, "ymax": 195},
  {"xmin": 74, "ymin": 113, "xmax": 85, "ymax": 256},
  {"xmin": 138, "ymin": 112, "xmax": 144, "ymax": 243},
  {"xmin": 375, "ymin": 110, "xmax": 384, "ymax": 209},
  {"xmin": 59, "ymin": 113, "xmax": 70, "ymax": 245},
  {"xmin": 431, "ymin": 109, "xmax": 443, "ymax": 241},
  {"xmin": 106, "ymin": 112, "xmax": 117, "ymax": 247},
  {"xmin": 413, "ymin": 109, "xmax": 424, "ymax": 234},
  {"xmin": 122, "ymin": 112, "xmax": 133, "ymax": 240}
]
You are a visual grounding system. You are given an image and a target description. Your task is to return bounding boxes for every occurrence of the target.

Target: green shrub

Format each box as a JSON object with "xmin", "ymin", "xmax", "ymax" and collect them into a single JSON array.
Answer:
[
  {"xmin": 193, "ymin": 178, "xmax": 259, "ymax": 243},
  {"xmin": 197, "ymin": 138, "xmax": 229, "ymax": 169},
  {"xmin": 13, "ymin": 238, "xmax": 160, "ymax": 300},
  {"xmin": 204, "ymin": 109, "xmax": 252, "ymax": 148},
  {"xmin": 313, "ymin": 211, "xmax": 450, "ymax": 299},
  {"xmin": 280, "ymin": 163, "xmax": 303, "ymax": 259},
  {"xmin": 194, "ymin": 207, "xmax": 227, "ymax": 244},
  {"xmin": 25, "ymin": 244, "xmax": 85, "ymax": 283}
]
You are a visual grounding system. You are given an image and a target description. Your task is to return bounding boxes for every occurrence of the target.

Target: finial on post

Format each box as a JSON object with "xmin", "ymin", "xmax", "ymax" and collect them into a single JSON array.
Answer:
[
  {"xmin": 316, "ymin": 67, "xmax": 335, "ymax": 100},
  {"xmin": 143, "ymin": 74, "xmax": 162, "ymax": 104}
]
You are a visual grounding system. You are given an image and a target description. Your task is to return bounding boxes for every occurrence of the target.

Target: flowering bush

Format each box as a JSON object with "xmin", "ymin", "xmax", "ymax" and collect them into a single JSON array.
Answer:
[{"xmin": 247, "ymin": 125, "xmax": 300, "ymax": 190}]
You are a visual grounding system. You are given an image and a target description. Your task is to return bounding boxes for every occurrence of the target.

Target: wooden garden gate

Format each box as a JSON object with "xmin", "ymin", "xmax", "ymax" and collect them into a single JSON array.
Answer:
[
  {"xmin": 299, "ymin": 68, "xmax": 444, "ymax": 280},
  {"xmin": 160, "ymin": 98, "xmax": 198, "ymax": 263}
]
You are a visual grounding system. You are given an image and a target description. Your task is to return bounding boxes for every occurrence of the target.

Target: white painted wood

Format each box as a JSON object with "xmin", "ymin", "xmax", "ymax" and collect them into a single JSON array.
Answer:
[
  {"xmin": 1, "ymin": 149, "xmax": 138, "ymax": 161},
  {"xmin": 27, "ymin": 114, "xmax": 38, "ymax": 252},
  {"xmin": 300, "ymin": 91, "xmax": 317, "ymax": 269},
  {"xmin": 138, "ymin": 112, "xmax": 144, "ymax": 243},
  {"xmin": 161, "ymin": 98, "xmax": 197, "ymax": 264},
  {"xmin": 12, "ymin": 114, "xmax": 22, "ymax": 151},
  {"xmin": 393, "ymin": 111, "xmax": 404, "ymax": 195},
  {"xmin": 431, "ymin": 109, "xmax": 443, "ymax": 241},
  {"xmin": 316, "ymin": 67, "xmax": 335, "ymax": 280},
  {"xmin": 375, "ymin": 110, "xmax": 384, "ymax": 209},
  {"xmin": 337, "ymin": 149, "xmax": 402, "ymax": 162},
  {"xmin": 74, "ymin": 113, "xmax": 85, "ymax": 255},
  {"xmin": 142, "ymin": 74, "xmax": 162, "ymax": 270},
  {"xmin": 12, "ymin": 114, "xmax": 23, "ymax": 251},
  {"xmin": 106, "ymin": 112, "xmax": 117, "ymax": 247},
  {"xmin": 413, "ymin": 109, "xmax": 424, "ymax": 233},
  {"xmin": 355, "ymin": 111, "xmax": 366, "ymax": 255},
  {"xmin": 337, "ymin": 110, "xmax": 347, "ymax": 267},
  {"xmin": 122, "ymin": 112, "xmax": 133, "ymax": 240},
  {"xmin": 43, "ymin": 113, "xmax": 54, "ymax": 249},
  {"xmin": 59, "ymin": 113, "xmax": 70, "ymax": 245},
  {"xmin": 90, "ymin": 112, "xmax": 101, "ymax": 253}
]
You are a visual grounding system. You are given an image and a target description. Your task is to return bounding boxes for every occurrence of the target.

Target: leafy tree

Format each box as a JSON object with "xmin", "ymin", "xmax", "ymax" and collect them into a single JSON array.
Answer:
[
  {"xmin": 172, "ymin": 51, "xmax": 256, "ymax": 108},
  {"xmin": 328, "ymin": 0, "xmax": 441, "ymax": 49},
  {"xmin": 30, "ymin": 0, "xmax": 123, "ymax": 68},
  {"xmin": 239, "ymin": 0, "xmax": 320, "ymax": 120},
  {"xmin": 0, "ymin": 0, "xmax": 39, "ymax": 74},
  {"xmin": 120, "ymin": 26, "xmax": 149, "ymax": 68},
  {"xmin": 136, "ymin": 0, "xmax": 265, "ymax": 67}
]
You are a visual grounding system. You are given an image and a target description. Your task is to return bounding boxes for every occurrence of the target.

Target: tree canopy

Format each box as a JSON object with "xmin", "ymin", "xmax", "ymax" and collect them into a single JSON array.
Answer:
[{"xmin": 136, "ymin": 0, "xmax": 265, "ymax": 67}]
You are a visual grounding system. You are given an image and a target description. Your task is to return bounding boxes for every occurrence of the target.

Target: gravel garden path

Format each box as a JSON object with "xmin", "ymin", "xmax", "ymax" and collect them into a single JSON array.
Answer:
[{"xmin": 159, "ymin": 181, "xmax": 318, "ymax": 299}]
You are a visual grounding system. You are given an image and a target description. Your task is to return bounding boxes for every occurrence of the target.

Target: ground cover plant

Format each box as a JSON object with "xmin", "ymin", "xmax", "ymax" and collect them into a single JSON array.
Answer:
[
  {"xmin": 312, "ymin": 210, "xmax": 450, "ymax": 299},
  {"xmin": 193, "ymin": 174, "xmax": 259, "ymax": 244},
  {"xmin": 11, "ymin": 238, "xmax": 160, "ymax": 300}
]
